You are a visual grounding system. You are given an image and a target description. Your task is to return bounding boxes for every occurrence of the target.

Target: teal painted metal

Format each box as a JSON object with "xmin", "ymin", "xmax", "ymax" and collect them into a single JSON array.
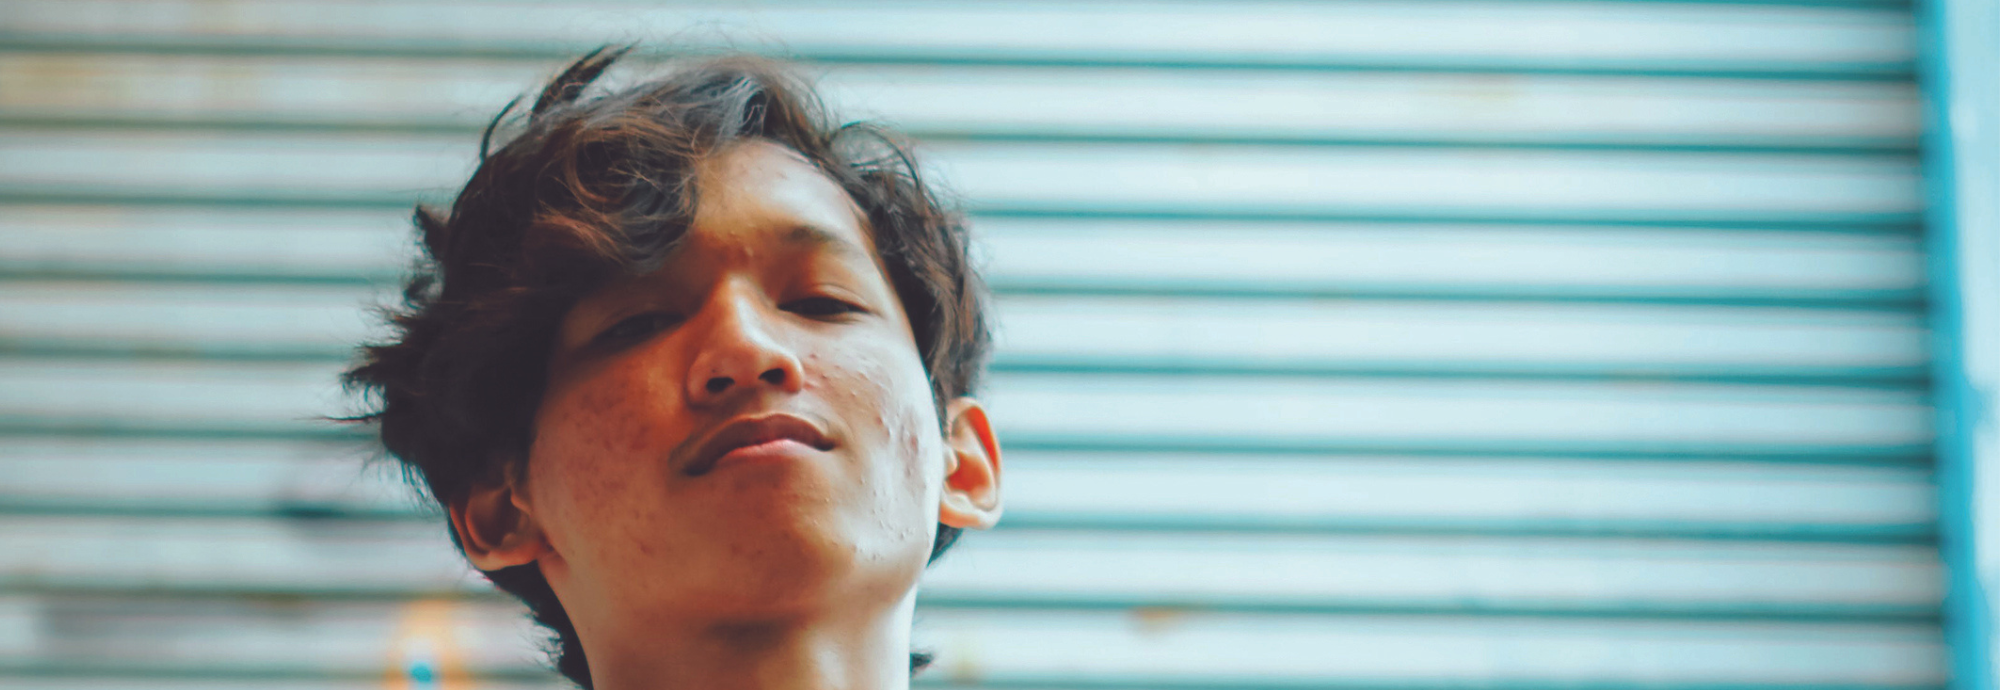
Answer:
[
  {"xmin": 0, "ymin": 270, "xmax": 1931, "ymax": 308},
  {"xmin": 0, "ymin": 498, "xmax": 1943, "ymax": 544},
  {"xmin": 0, "ymin": 32, "xmax": 1921, "ymax": 80},
  {"xmin": 0, "ymin": 339, "xmax": 1935, "ymax": 386},
  {"xmin": 0, "ymin": 422, "xmax": 1939, "ymax": 465},
  {"xmin": 0, "ymin": 189, "xmax": 1929, "ymax": 229},
  {"xmin": 1918, "ymin": 0, "xmax": 1994, "ymax": 688},
  {"xmin": 0, "ymin": 1, "xmax": 1949, "ymax": 683},
  {"xmin": 0, "ymin": 114, "xmax": 1925, "ymax": 155}
]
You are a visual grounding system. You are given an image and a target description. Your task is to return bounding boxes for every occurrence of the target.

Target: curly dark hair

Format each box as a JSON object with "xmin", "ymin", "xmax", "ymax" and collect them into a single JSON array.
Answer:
[{"xmin": 342, "ymin": 46, "xmax": 991, "ymax": 688}]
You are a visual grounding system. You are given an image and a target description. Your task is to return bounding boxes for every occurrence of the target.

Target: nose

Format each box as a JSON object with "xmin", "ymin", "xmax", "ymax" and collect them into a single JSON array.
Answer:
[{"xmin": 684, "ymin": 286, "xmax": 806, "ymax": 407}]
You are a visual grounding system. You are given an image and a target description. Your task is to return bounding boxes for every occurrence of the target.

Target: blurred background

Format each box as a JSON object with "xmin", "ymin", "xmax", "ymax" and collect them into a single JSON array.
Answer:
[{"xmin": 0, "ymin": 0, "xmax": 1989, "ymax": 688}]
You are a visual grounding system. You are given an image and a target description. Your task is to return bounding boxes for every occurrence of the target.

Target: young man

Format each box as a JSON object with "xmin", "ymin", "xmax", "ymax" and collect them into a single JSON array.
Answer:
[{"xmin": 344, "ymin": 47, "xmax": 1003, "ymax": 690}]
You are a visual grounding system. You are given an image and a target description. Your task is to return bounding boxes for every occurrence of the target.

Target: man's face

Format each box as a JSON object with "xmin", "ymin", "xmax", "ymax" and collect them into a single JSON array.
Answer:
[{"xmin": 517, "ymin": 140, "xmax": 955, "ymax": 626}]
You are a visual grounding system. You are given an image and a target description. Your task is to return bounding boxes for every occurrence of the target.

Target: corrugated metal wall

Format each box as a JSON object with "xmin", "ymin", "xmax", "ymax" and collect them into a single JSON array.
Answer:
[{"xmin": 0, "ymin": 1, "xmax": 1942, "ymax": 688}]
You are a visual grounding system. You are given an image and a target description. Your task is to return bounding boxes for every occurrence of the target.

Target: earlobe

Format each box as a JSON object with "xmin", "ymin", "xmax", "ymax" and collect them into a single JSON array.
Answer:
[
  {"xmin": 447, "ymin": 473, "xmax": 552, "ymax": 572},
  {"xmin": 938, "ymin": 397, "xmax": 1003, "ymax": 530}
]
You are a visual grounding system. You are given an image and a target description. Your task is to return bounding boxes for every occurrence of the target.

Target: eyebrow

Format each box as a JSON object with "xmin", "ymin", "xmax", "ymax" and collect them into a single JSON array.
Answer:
[{"xmin": 784, "ymin": 224, "xmax": 872, "ymax": 263}]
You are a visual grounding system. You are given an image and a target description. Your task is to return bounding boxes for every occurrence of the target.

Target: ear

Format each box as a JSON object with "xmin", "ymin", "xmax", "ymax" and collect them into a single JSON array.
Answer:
[
  {"xmin": 938, "ymin": 397, "xmax": 1003, "ymax": 530},
  {"xmin": 447, "ymin": 469, "xmax": 552, "ymax": 571}
]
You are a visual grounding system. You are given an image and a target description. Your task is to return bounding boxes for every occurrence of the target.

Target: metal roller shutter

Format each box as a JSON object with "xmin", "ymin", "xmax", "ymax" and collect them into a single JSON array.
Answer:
[{"xmin": 0, "ymin": 1, "xmax": 1940, "ymax": 688}]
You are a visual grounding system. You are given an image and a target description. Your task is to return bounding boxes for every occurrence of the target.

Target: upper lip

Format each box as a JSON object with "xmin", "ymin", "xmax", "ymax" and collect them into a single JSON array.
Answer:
[{"xmin": 679, "ymin": 412, "xmax": 833, "ymax": 476}]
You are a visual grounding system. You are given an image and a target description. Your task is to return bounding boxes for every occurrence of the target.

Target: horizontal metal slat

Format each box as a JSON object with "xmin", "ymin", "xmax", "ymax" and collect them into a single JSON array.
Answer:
[
  {"xmin": 1003, "ymin": 452, "xmax": 1936, "ymax": 540},
  {"xmin": 981, "ymin": 218, "xmax": 1926, "ymax": 305},
  {"xmin": 0, "ymin": 282, "xmax": 1929, "ymax": 382},
  {"xmin": 0, "ymin": 281, "xmax": 383, "ymax": 359},
  {"xmin": 0, "ymin": 131, "xmax": 1923, "ymax": 224},
  {"xmin": 0, "ymin": 595, "xmax": 1946, "ymax": 686},
  {"xmin": 0, "ymin": 131, "xmax": 474, "ymax": 205},
  {"xmin": 924, "ymin": 532, "xmax": 1943, "ymax": 618},
  {"xmin": 0, "ymin": 206, "xmax": 1927, "ymax": 306},
  {"xmin": 0, "ymin": 0, "xmax": 1916, "ymax": 76},
  {"xmin": 0, "ymin": 439, "xmax": 1936, "ymax": 541},
  {"xmin": 0, "ymin": 54, "xmax": 1922, "ymax": 150},
  {"xmin": 930, "ymin": 141, "xmax": 1920, "ymax": 223},
  {"xmin": 0, "ymin": 359, "xmax": 1934, "ymax": 459},
  {"xmin": 916, "ymin": 607, "xmax": 1943, "ymax": 687},
  {"xmin": 986, "ymin": 373, "xmax": 1933, "ymax": 458},
  {"xmin": 0, "ymin": 438, "xmax": 412, "ymax": 518},
  {"xmin": 993, "ymin": 296, "xmax": 1926, "ymax": 381},
  {"xmin": 0, "ymin": 206, "xmax": 410, "ymax": 283},
  {"xmin": 0, "ymin": 681, "xmax": 562, "ymax": 690},
  {"xmin": 2, "ymin": 595, "xmax": 541, "ymax": 675},
  {"xmin": 0, "ymin": 517, "xmax": 1942, "ymax": 619},
  {"xmin": 822, "ymin": 66, "xmax": 1920, "ymax": 150}
]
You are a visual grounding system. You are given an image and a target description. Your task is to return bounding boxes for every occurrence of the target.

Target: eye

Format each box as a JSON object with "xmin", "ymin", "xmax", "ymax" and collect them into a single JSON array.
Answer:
[
  {"xmin": 784, "ymin": 296, "xmax": 864, "ymax": 319},
  {"xmin": 595, "ymin": 312, "xmax": 682, "ymax": 346}
]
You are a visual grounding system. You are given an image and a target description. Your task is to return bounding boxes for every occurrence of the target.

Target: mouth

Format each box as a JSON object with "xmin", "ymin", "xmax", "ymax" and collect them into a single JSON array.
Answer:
[{"xmin": 681, "ymin": 413, "xmax": 834, "ymax": 477}]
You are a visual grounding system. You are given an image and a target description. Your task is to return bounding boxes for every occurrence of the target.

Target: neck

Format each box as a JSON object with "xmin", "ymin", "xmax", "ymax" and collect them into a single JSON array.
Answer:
[{"xmin": 583, "ymin": 590, "xmax": 919, "ymax": 690}]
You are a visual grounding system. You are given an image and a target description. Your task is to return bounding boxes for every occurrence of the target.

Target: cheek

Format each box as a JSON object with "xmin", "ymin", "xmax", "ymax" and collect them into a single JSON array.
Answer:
[
  {"xmin": 882, "ymin": 369, "xmax": 948, "ymax": 556},
  {"xmin": 816, "ymin": 336, "xmax": 945, "ymax": 509},
  {"xmin": 527, "ymin": 356, "xmax": 686, "ymax": 542},
  {"xmin": 813, "ymin": 346, "xmax": 944, "ymax": 569}
]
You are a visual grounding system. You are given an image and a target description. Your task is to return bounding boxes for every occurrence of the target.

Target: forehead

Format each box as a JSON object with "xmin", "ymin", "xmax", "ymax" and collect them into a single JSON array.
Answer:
[{"xmin": 689, "ymin": 139, "xmax": 872, "ymax": 254}]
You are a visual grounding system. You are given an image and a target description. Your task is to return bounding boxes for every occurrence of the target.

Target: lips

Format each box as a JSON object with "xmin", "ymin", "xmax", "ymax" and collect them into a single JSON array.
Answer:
[{"xmin": 680, "ymin": 413, "xmax": 834, "ymax": 477}]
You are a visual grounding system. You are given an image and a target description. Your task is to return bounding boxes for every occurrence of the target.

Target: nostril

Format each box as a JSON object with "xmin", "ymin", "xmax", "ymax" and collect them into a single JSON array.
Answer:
[
  {"xmin": 759, "ymin": 368, "xmax": 786, "ymax": 385},
  {"xmin": 705, "ymin": 376, "xmax": 732, "ymax": 394}
]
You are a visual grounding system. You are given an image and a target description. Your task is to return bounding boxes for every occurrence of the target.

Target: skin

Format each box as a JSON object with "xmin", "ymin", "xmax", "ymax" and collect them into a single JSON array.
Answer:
[{"xmin": 446, "ymin": 139, "xmax": 1003, "ymax": 690}]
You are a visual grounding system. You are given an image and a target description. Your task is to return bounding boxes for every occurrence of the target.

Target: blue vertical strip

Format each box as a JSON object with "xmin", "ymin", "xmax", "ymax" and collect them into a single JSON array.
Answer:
[{"xmin": 1920, "ymin": 0, "xmax": 1992, "ymax": 689}]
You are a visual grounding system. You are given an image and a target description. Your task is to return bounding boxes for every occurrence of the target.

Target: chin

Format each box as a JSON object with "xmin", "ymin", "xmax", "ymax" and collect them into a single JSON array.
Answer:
[
  {"xmin": 674, "ymin": 504, "xmax": 932, "ymax": 618},
  {"xmin": 677, "ymin": 534, "xmax": 921, "ymax": 620}
]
